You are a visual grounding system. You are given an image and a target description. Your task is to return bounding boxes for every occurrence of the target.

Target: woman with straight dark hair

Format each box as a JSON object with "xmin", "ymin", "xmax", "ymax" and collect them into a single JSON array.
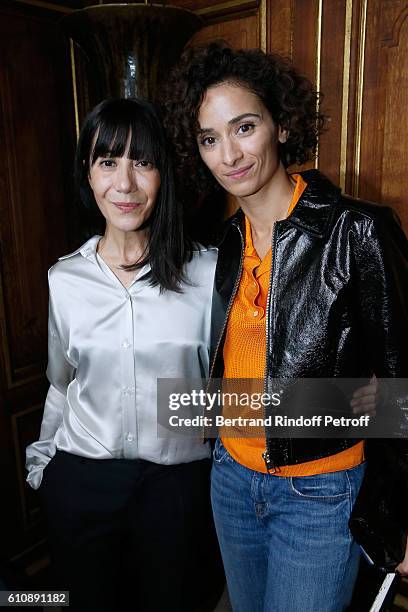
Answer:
[{"xmin": 25, "ymin": 98, "xmax": 223, "ymax": 612}]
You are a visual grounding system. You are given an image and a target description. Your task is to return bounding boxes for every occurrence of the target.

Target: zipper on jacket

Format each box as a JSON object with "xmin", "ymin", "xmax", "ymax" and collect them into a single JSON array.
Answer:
[
  {"xmin": 262, "ymin": 450, "xmax": 280, "ymax": 473},
  {"xmin": 203, "ymin": 222, "xmax": 245, "ymax": 441},
  {"xmin": 263, "ymin": 222, "xmax": 281, "ymax": 473},
  {"xmin": 208, "ymin": 223, "xmax": 245, "ymax": 381}
]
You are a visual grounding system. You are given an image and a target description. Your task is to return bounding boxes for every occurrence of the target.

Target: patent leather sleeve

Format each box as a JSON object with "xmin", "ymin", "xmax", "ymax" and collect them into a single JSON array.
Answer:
[
  {"xmin": 354, "ymin": 207, "xmax": 408, "ymax": 378},
  {"xmin": 353, "ymin": 209, "xmax": 408, "ymax": 531},
  {"xmin": 354, "ymin": 208, "xmax": 408, "ymax": 443},
  {"xmin": 25, "ymin": 284, "xmax": 75, "ymax": 490}
]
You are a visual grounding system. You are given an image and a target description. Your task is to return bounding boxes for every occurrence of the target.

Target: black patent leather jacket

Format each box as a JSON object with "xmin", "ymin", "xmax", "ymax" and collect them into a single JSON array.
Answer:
[{"xmin": 210, "ymin": 170, "xmax": 408, "ymax": 471}]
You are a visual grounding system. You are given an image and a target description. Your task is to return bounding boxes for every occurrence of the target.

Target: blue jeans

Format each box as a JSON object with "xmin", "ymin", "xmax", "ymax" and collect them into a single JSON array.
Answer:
[{"xmin": 211, "ymin": 438, "xmax": 365, "ymax": 612}]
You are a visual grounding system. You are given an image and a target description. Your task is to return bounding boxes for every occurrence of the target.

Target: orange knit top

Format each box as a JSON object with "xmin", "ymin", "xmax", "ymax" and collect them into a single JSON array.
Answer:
[{"xmin": 221, "ymin": 174, "xmax": 364, "ymax": 475}]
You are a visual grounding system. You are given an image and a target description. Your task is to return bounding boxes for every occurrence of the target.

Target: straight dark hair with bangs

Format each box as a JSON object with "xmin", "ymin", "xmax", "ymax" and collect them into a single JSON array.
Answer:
[{"xmin": 74, "ymin": 97, "xmax": 191, "ymax": 292}]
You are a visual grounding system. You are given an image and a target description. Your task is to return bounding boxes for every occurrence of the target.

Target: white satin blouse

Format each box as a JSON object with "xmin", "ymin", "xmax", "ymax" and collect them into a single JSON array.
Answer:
[{"xmin": 26, "ymin": 236, "xmax": 217, "ymax": 489}]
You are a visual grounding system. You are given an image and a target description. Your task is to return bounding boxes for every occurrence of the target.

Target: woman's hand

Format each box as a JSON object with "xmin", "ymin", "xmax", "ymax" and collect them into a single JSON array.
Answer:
[
  {"xmin": 350, "ymin": 374, "xmax": 378, "ymax": 416},
  {"xmin": 396, "ymin": 537, "xmax": 408, "ymax": 576}
]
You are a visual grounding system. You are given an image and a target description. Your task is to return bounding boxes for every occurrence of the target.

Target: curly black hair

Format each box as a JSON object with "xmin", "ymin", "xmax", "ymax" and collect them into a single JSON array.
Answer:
[{"xmin": 163, "ymin": 42, "xmax": 327, "ymax": 199}]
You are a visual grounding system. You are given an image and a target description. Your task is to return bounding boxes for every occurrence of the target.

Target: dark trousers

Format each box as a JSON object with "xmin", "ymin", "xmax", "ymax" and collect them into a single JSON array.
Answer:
[{"xmin": 40, "ymin": 451, "xmax": 224, "ymax": 612}]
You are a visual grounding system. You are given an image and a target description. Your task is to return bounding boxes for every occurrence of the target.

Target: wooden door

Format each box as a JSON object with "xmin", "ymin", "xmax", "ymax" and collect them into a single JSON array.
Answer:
[{"xmin": 0, "ymin": 0, "xmax": 76, "ymax": 577}]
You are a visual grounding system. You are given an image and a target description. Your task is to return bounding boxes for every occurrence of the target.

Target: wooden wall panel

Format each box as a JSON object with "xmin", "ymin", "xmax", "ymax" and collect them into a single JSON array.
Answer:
[
  {"xmin": 168, "ymin": 0, "xmax": 261, "ymax": 23},
  {"xmin": 380, "ymin": 13, "xmax": 408, "ymax": 225},
  {"xmin": 191, "ymin": 13, "xmax": 259, "ymax": 49},
  {"xmin": 169, "ymin": 0, "xmax": 264, "ymax": 50},
  {"xmin": 358, "ymin": 1, "xmax": 408, "ymax": 230},
  {"xmin": 292, "ymin": 0, "xmax": 320, "ymax": 83},
  {"xmin": 0, "ymin": 9, "xmax": 75, "ymax": 388},
  {"xmin": 0, "ymin": 3, "xmax": 76, "ymax": 562},
  {"xmin": 318, "ymin": 1, "xmax": 350, "ymax": 186},
  {"xmin": 0, "ymin": 66, "xmax": 48, "ymax": 386},
  {"xmin": 266, "ymin": 0, "xmax": 407, "ymax": 234},
  {"xmin": 267, "ymin": 0, "xmax": 292, "ymax": 56}
]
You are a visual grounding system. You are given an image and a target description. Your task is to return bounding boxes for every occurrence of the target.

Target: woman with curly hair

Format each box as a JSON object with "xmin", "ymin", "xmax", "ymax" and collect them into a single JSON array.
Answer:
[{"xmin": 164, "ymin": 43, "xmax": 408, "ymax": 611}]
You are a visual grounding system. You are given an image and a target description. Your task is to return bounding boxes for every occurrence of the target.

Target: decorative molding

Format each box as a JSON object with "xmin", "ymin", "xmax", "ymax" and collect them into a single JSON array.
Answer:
[
  {"xmin": 314, "ymin": 0, "xmax": 323, "ymax": 169},
  {"xmin": 382, "ymin": 6, "xmax": 408, "ymax": 48},
  {"xmin": 9, "ymin": 538, "xmax": 47, "ymax": 564},
  {"xmin": 0, "ymin": 254, "xmax": 12, "ymax": 388},
  {"xmin": 196, "ymin": 0, "xmax": 257, "ymax": 17},
  {"xmin": 339, "ymin": 0, "xmax": 353, "ymax": 191},
  {"xmin": 7, "ymin": 0, "xmax": 72, "ymax": 14},
  {"xmin": 352, "ymin": 0, "xmax": 367, "ymax": 197},
  {"xmin": 70, "ymin": 39, "xmax": 80, "ymax": 142},
  {"xmin": 0, "ymin": 71, "xmax": 45, "ymax": 388},
  {"xmin": 0, "ymin": 69, "xmax": 18, "ymax": 388},
  {"xmin": 260, "ymin": 0, "xmax": 267, "ymax": 51}
]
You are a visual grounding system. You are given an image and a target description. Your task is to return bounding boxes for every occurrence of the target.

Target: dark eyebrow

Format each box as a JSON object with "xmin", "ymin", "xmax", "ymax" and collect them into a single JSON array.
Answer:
[
  {"xmin": 197, "ymin": 113, "xmax": 261, "ymax": 135},
  {"xmin": 229, "ymin": 113, "xmax": 261, "ymax": 125}
]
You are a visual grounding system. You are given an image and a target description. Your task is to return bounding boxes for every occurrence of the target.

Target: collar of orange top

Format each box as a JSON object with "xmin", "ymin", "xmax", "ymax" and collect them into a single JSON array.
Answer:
[{"xmin": 243, "ymin": 174, "xmax": 307, "ymax": 274}]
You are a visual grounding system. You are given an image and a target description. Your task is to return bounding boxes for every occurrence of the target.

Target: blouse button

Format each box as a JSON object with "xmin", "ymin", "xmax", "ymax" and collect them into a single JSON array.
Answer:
[
  {"xmin": 253, "ymin": 311, "xmax": 259, "ymax": 317},
  {"xmin": 126, "ymin": 433, "xmax": 134, "ymax": 442}
]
